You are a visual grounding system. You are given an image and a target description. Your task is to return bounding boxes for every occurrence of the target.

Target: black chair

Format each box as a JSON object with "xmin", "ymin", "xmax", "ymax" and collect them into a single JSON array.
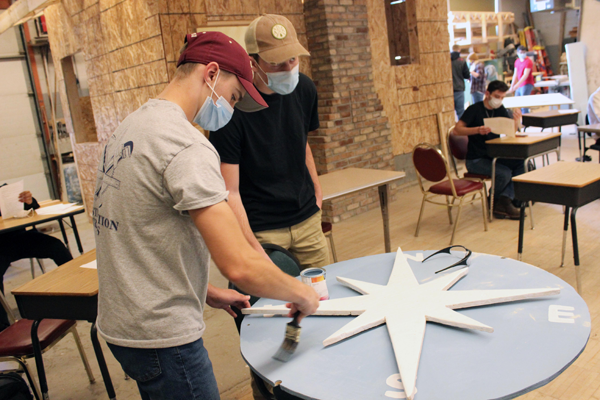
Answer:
[{"xmin": 228, "ymin": 244, "xmax": 303, "ymax": 400}]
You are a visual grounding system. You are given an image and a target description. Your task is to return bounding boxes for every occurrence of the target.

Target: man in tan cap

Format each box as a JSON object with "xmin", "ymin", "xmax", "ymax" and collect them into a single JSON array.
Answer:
[{"xmin": 210, "ymin": 15, "xmax": 329, "ymax": 271}]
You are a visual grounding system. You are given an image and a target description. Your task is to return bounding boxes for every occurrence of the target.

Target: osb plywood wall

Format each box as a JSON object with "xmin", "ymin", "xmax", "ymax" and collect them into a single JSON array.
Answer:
[
  {"xmin": 44, "ymin": 0, "xmax": 307, "ymax": 217},
  {"xmin": 44, "ymin": 0, "xmax": 452, "ymax": 221},
  {"xmin": 366, "ymin": 0, "xmax": 455, "ymax": 156}
]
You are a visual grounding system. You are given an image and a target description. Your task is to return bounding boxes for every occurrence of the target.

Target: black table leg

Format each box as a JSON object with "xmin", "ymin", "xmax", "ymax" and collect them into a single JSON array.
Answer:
[
  {"xmin": 561, "ymin": 207, "xmax": 570, "ymax": 267},
  {"xmin": 571, "ymin": 207, "xmax": 580, "ymax": 266},
  {"xmin": 69, "ymin": 215, "xmax": 84, "ymax": 254},
  {"xmin": 378, "ymin": 184, "xmax": 391, "ymax": 253},
  {"xmin": 571, "ymin": 207, "xmax": 581, "ymax": 293},
  {"xmin": 517, "ymin": 204, "xmax": 526, "ymax": 261},
  {"xmin": 91, "ymin": 322, "xmax": 117, "ymax": 400},
  {"xmin": 31, "ymin": 320, "xmax": 49, "ymax": 400},
  {"xmin": 57, "ymin": 219, "xmax": 71, "ymax": 253}
]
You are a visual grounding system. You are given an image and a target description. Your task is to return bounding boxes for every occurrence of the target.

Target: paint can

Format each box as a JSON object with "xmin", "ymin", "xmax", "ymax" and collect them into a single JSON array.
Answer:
[{"xmin": 300, "ymin": 268, "xmax": 329, "ymax": 300}]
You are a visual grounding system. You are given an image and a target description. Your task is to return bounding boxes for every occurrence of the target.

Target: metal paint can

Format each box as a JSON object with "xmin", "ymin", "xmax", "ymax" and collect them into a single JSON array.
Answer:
[{"xmin": 300, "ymin": 268, "xmax": 329, "ymax": 300}]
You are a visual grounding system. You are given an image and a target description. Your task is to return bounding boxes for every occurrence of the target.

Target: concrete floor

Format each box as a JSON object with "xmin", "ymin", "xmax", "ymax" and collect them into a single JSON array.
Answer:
[{"xmin": 2, "ymin": 125, "xmax": 599, "ymax": 400}]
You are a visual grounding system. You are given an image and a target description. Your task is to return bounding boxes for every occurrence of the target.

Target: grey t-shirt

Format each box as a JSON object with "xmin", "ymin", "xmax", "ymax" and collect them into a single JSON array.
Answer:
[{"xmin": 94, "ymin": 99, "xmax": 228, "ymax": 349}]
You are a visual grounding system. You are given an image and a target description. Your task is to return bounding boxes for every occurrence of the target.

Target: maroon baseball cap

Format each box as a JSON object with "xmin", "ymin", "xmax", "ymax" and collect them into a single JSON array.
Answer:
[{"xmin": 177, "ymin": 31, "xmax": 267, "ymax": 112}]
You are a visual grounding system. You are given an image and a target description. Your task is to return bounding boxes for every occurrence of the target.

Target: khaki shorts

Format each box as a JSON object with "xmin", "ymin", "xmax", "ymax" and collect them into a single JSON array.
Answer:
[{"xmin": 254, "ymin": 210, "xmax": 330, "ymax": 270}]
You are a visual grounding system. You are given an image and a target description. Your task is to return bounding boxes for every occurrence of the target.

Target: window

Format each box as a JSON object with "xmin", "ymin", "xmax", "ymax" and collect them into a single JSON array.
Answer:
[{"xmin": 385, "ymin": 0, "xmax": 419, "ymax": 66}]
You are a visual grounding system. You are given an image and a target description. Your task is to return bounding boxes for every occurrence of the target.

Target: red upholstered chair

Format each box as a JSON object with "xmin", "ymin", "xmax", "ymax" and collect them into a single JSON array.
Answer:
[
  {"xmin": 447, "ymin": 127, "xmax": 494, "ymax": 220},
  {"xmin": 412, "ymin": 143, "xmax": 488, "ymax": 245},
  {"xmin": 321, "ymin": 221, "xmax": 338, "ymax": 263},
  {"xmin": 0, "ymin": 291, "xmax": 94, "ymax": 400}
]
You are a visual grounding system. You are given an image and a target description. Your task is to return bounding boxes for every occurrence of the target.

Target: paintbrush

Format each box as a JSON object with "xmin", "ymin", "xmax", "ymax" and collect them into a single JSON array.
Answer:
[{"xmin": 272, "ymin": 311, "xmax": 301, "ymax": 362}]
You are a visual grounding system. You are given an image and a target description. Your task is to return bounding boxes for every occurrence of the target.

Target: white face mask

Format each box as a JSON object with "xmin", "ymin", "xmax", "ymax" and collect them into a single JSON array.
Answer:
[
  {"xmin": 489, "ymin": 97, "xmax": 503, "ymax": 109},
  {"xmin": 258, "ymin": 64, "xmax": 300, "ymax": 95},
  {"xmin": 193, "ymin": 71, "xmax": 234, "ymax": 131},
  {"xmin": 518, "ymin": 53, "xmax": 527, "ymax": 61}
]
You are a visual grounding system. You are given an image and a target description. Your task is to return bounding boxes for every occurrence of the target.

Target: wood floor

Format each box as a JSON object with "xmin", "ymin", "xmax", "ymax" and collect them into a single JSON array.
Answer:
[{"xmin": 3, "ymin": 128, "xmax": 600, "ymax": 400}]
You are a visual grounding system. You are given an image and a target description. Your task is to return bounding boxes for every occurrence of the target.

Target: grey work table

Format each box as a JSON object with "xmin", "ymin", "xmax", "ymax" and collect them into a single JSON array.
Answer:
[
  {"xmin": 319, "ymin": 168, "xmax": 405, "ymax": 253},
  {"xmin": 501, "ymin": 93, "xmax": 574, "ymax": 110},
  {"xmin": 241, "ymin": 251, "xmax": 590, "ymax": 400}
]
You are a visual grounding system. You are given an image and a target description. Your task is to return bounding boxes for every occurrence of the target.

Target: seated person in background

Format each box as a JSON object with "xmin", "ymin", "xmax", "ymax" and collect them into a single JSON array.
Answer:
[
  {"xmin": 589, "ymin": 86, "xmax": 600, "ymax": 125},
  {"xmin": 588, "ymin": 86, "xmax": 600, "ymax": 145},
  {"xmin": 0, "ymin": 188, "xmax": 73, "ymax": 331},
  {"xmin": 454, "ymin": 80, "xmax": 523, "ymax": 220}
]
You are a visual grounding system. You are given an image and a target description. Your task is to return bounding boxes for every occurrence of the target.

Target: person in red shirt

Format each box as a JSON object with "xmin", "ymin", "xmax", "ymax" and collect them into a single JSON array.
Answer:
[{"xmin": 508, "ymin": 45, "xmax": 535, "ymax": 114}]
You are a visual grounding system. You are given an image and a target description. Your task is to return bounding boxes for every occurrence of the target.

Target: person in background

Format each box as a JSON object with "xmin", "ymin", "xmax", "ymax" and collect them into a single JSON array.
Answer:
[
  {"xmin": 0, "ymin": 188, "xmax": 72, "ymax": 331},
  {"xmin": 453, "ymin": 80, "xmax": 523, "ymax": 220},
  {"xmin": 94, "ymin": 32, "xmax": 319, "ymax": 400},
  {"xmin": 587, "ymin": 86, "xmax": 600, "ymax": 147},
  {"xmin": 468, "ymin": 53, "xmax": 486, "ymax": 104},
  {"xmin": 508, "ymin": 45, "xmax": 535, "ymax": 114},
  {"xmin": 588, "ymin": 86, "xmax": 600, "ymax": 125},
  {"xmin": 451, "ymin": 44, "xmax": 470, "ymax": 119},
  {"xmin": 210, "ymin": 14, "xmax": 329, "ymax": 271}
]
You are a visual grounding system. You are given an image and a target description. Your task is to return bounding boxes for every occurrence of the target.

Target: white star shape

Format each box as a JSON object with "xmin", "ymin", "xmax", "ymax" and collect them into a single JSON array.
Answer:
[{"xmin": 243, "ymin": 248, "xmax": 560, "ymax": 400}]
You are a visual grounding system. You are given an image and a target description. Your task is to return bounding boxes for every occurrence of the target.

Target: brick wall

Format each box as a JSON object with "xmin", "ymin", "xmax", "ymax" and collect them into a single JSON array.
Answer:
[{"xmin": 304, "ymin": 0, "xmax": 397, "ymax": 222}]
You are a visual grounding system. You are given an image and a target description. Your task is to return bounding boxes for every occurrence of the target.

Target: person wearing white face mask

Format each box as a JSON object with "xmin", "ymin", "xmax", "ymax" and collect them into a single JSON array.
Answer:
[
  {"xmin": 454, "ymin": 81, "xmax": 524, "ymax": 220},
  {"xmin": 210, "ymin": 15, "xmax": 329, "ymax": 273},
  {"xmin": 93, "ymin": 31, "xmax": 320, "ymax": 400},
  {"xmin": 508, "ymin": 45, "xmax": 535, "ymax": 114}
]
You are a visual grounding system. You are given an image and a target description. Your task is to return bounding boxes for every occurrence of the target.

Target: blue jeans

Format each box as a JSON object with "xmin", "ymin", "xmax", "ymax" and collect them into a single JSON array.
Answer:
[
  {"xmin": 516, "ymin": 84, "xmax": 534, "ymax": 114},
  {"xmin": 471, "ymin": 91, "xmax": 484, "ymax": 104},
  {"xmin": 465, "ymin": 158, "xmax": 525, "ymax": 200},
  {"xmin": 107, "ymin": 338, "xmax": 220, "ymax": 400},
  {"xmin": 453, "ymin": 91, "xmax": 465, "ymax": 120}
]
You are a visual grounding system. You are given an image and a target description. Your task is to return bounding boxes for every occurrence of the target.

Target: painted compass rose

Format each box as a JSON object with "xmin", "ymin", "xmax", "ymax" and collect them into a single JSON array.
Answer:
[{"xmin": 243, "ymin": 248, "xmax": 560, "ymax": 399}]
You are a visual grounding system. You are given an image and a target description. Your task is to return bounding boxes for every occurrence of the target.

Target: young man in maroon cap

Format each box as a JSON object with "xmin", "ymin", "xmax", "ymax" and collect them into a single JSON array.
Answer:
[
  {"xmin": 210, "ymin": 14, "xmax": 329, "ymax": 272},
  {"xmin": 94, "ymin": 31, "xmax": 319, "ymax": 400}
]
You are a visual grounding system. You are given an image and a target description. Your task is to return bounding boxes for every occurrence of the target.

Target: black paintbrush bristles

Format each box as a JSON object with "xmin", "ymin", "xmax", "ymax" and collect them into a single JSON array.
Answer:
[{"xmin": 272, "ymin": 312, "xmax": 301, "ymax": 362}]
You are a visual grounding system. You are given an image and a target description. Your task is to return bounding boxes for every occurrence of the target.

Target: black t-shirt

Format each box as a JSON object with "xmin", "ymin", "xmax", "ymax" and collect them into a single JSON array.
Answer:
[
  {"xmin": 209, "ymin": 73, "xmax": 320, "ymax": 232},
  {"xmin": 460, "ymin": 102, "xmax": 510, "ymax": 160}
]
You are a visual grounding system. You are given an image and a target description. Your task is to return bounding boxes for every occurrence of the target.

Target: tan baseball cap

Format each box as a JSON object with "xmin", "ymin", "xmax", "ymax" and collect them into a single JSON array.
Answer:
[{"xmin": 245, "ymin": 14, "xmax": 310, "ymax": 64}]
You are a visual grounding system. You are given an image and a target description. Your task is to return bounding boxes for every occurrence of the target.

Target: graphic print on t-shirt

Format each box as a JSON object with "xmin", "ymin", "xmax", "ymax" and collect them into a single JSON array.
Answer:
[{"xmin": 93, "ymin": 138, "xmax": 134, "ymax": 235}]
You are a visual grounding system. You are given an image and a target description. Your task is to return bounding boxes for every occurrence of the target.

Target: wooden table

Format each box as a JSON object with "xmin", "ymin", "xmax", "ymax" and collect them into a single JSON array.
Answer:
[
  {"xmin": 513, "ymin": 162, "xmax": 600, "ymax": 293},
  {"xmin": 502, "ymin": 93, "xmax": 574, "ymax": 110},
  {"xmin": 522, "ymin": 110, "xmax": 579, "ymax": 132},
  {"xmin": 486, "ymin": 133, "xmax": 561, "ymax": 226},
  {"xmin": 12, "ymin": 250, "xmax": 116, "ymax": 400},
  {"xmin": 0, "ymin": 204, "xmax": 86, "ymax": 254},
  {"xmin": 320, "ymin": 168, "xmax": 406, "ymax": 253},
  {"xmin": 577, "ymin": 123, "xmax": 600, "ymax": 161}
]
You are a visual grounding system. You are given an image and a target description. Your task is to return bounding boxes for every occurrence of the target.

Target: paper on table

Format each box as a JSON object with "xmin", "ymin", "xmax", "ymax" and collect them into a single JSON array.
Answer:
[
  {"xmin": 0, "ymin": 181, "xmax": 24, "ymax": 219},
  {"xmin": 558, "ymin": 109, "xmax": 579, "ymax": 114},
  {"xmin": 35, "ymin": 203, "xmax": 80, "ymax": 215},
  {"xmin": 484, "ymin": 117, "xmax": 516, "ymax": 137},
  {"xmin": 80, "ymin": 260, "xmax": 97, "ymax": 269}
]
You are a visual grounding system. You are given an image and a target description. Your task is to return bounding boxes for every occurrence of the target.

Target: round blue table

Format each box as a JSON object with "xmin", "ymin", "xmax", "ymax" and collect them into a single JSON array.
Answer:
[{"xmin": 240, "ymin": 251, "xmax": 590, "ymax": 400}]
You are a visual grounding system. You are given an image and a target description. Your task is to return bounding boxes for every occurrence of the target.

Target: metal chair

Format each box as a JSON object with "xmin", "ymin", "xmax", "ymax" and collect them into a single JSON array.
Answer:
[
  {"xmin": 412, "ymin": 143, "xmax": 488, "ymax": 245},
  {"xmin": 321, "ymin": 222, "xmax": 338, "ymax": 263},
  {"xmin": 0, "ymin": 291, "xmax": 94, "ymax": 400},
  {"xmin": 29, "ymin": 259, "xmax": 45, "ymax": 279}
]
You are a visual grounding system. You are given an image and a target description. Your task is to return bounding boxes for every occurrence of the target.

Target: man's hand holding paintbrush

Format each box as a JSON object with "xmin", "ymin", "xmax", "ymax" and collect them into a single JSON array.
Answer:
[{"xmin": 272, "ymin": 288, "xmax": 320, "ymax": 362}]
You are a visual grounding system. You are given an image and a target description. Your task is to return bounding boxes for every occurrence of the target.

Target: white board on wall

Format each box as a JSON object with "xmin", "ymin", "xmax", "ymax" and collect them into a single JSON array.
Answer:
[{"xmin": 566, "ymin": 42, "xmax": 588, "ymax": 126}]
